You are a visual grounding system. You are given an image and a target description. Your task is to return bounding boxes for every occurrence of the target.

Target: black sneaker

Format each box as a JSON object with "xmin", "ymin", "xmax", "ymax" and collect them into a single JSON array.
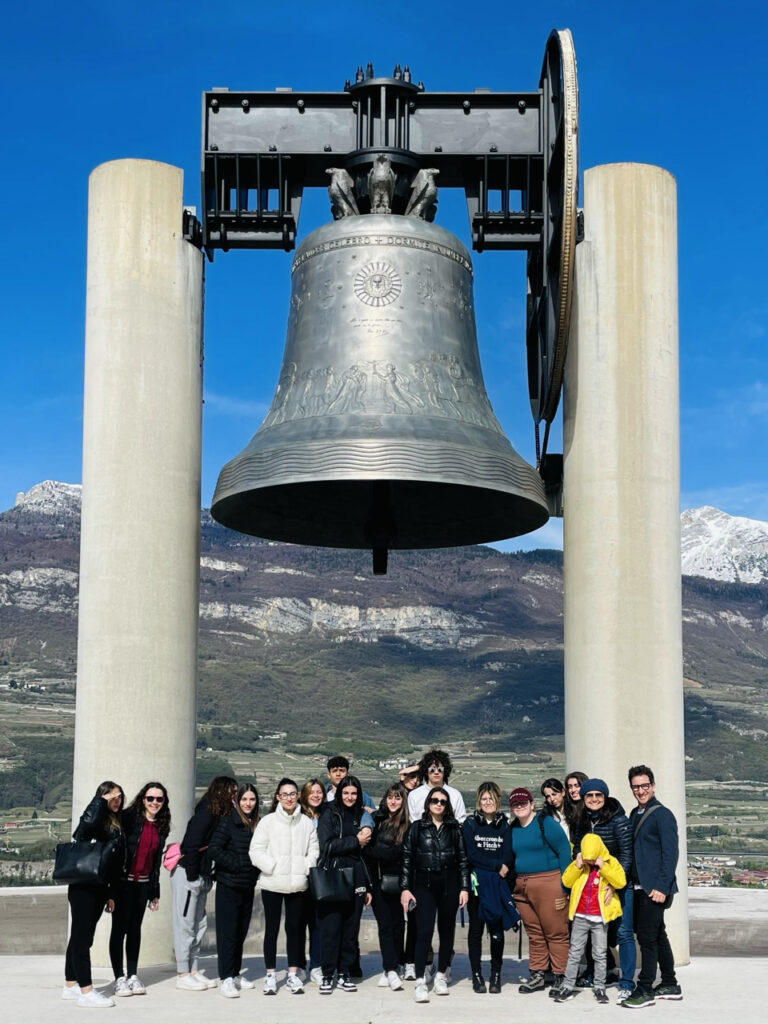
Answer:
[
  {"xmin": 548, "ymin": 974, "xmax": 565, "ymax": 998},
  {"xmin": 338, "ymin": 974, "xmax": 357, "ymax": 992},
  {"xmin": 471, "ymin": 972, "xmax": 486, "ymax": 993},
  {"xmin": 594, "ymin": 988, "xmax": 609, "ymax": 1004},
  {"xmin": 519, "ymin": 971, "xmax": 546, "ymax": 993},
  {"xmin": 319, "ymin": 975, "xmax": 334, "ymax": 994},
  {"xmin": 653, "ymin": 983, "xmax": 682, "ymax": 1000},
  {"xmin": 488, "ymin": 968, "xmax": 501, "ymax": 995},
  {"xmin": 553, "ymin": 986, "xmax": 577, "ymax": 1003},
  {"xmin": 622, "ymin": 988, "xmax": 655, "ymax": 1009}
]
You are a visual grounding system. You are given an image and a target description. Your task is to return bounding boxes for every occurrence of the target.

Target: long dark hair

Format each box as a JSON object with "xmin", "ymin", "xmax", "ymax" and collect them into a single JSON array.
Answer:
[
  {"xmin": 126, "ymin": 781, "xmax": 171, "ymax": 837},
  {"xmin": 564, "ymin": 770, "xmax": 588, "ymax": 828},
  {"xmin": 270, "ymin": 777, "xmax": 300, "ymax": 813},
  {"xmin": 201, "ymin": 775, "xmax": 238, "ymax": 817},
  {"xmin": 94, "ymin": 780, "xmax": 124, "ymax": 833},
  {"xmin": 235, "ymin": 783, "xmax": 259, "ymax": 832},
  {"xmin": 333, "ymin": 774, "xmax": 364, "ymax": 817},
  {"xmin": 421, "ymin": 785, "xmax": 456, "ymax": 823},
  {"xmin": 377, "ymin": 783, "xmax": 409, "ymax": 844},
  {"xmin": 539, "ymin": 777, "xmax": 565, "ymax": 820}
]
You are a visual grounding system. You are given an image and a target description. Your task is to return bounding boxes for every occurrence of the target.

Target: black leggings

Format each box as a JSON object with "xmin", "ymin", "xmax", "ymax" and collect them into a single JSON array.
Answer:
[
  {"xmin": 413, "ymin": 872, "xmax": 459, "ymax": 978},
  {"xmin": 467, "ymin": 892, "xmax": 504, "ymax": 972},
  {"xmin": 66, "ymin": 884, "xmax": 108, "ymax": 988},
  {"xmin": 109, "ymin": 880, "xmax": 150, "ymax": 978},
  {"xmin": 371, "ymin": 888, "xmax": 405, "ymax": 973},
  {"xmin": 216, "ymin": 882, "xmax": 255, "ymax": 979},
  {"xmin": 261, "ymin": 889, "xmax": 306, "ymax": 969}
]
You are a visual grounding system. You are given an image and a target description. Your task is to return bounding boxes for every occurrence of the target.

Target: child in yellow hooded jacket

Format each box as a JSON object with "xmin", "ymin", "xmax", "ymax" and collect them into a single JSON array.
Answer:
[{"xmin": 553, "ymin": 833, "xmax": 626, "ymax": 1004}]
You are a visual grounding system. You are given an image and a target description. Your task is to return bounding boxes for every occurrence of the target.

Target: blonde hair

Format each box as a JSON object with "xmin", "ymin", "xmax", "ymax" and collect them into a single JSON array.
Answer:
[{"xmin": 475, "ymin": 780, "xmax": 502, "ymax": 813}]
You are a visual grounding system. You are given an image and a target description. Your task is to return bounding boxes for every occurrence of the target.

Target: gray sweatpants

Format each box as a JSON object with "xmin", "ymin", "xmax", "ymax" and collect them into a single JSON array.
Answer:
[
  {"xmin": 171, "ymin": 865, "xmax": 213, "ymax": 973},
  {"xmin": 563, "ymin": 915, "xmax": 608, "ymax": 988}
]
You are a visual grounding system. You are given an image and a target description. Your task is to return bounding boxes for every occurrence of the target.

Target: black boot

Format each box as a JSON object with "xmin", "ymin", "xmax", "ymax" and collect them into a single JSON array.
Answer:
[
  {"xmin": 472, "ymin": 972, "xmax": 487, "ymax": 993},
  {"xmin": 488, "ymin": 965, "xmax": 502, "ymax": 994}
]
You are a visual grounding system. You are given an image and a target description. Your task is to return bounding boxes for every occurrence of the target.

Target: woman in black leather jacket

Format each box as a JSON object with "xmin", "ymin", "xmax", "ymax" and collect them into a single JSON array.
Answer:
[
  {"xmin": 400, "ymin": 786, "xmax": 470, "ymax": 1003},
  {"xmin": 63, "ymin": 780, "xmax": 125, "ymax": 1008},
  {"xmin": 109, "ymin": 781, "xmax": 170, "ymax": 997},
  {"xmin": 208, "ymin": 783, "xmax": 260, "ymax": 998}
]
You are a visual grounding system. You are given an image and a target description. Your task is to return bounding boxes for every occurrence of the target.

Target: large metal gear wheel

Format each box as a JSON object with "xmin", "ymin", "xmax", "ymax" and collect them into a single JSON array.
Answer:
[{"xmin": 526, "ymin": 28, "xmax": 579, "ymax": 438}]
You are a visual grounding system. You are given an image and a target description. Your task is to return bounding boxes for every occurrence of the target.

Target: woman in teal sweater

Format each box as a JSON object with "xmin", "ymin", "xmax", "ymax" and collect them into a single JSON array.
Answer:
[{"xmin": 507, "ymin": 787, "xmax": 571, "ymax": 994}]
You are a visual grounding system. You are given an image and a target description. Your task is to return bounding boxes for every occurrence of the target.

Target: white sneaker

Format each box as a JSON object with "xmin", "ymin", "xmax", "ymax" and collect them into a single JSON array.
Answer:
[
  {"xmin": 310, "ymin": 967, "xmax": 323, "ymax": 985},
  {"xmin": 378, "ymin": 972, "xmax": 391, "ymax": 988},
  {"xmin": 176, "ymin": 973, "xmax": 207, "ymax": 991},
  {"xmin": 192, "ymin": 971, "xmax": 217, "ymax": 989},
  {"xmin": 113, "ymin": 976, "xmax": 132, "ymax": 997},
  {"xmin": 77, "ymin": 990, "xmax": 115, "ymax": 1007},
  {"xmin": 433, "ymin": 970, "xmax": 449, "ymax": 995},
  {"xmin": 286, "ymin": 972, "xmax": 305, "ymax": 994},
  {"xmin": 238, "ymin": 972, "xmax": 256, "ymax": 990},
  {"xmin": 263, "ymin": 973, "xmax": 277, "ymax": 995},
  {"xmin": 127, "ymin": 975, "xmax": 145, "ymax": 995},
  {"xmin": 414, "ymin": 978, "xmax": 430, "ymax": 1003},
  {"xmin": 403, "ymin": 963, "xmax": 417, "ymax": 981},
  {"xmin": 62, "ymin": 984, "xmax": 81, "ymax": 1000},
  {"xmin": 220, "ymin": 977, "xmax": 240, "ymax": 999},
  {"xmin": 387, "ymin": 970, "xmax": 403, "ymax": 991}
]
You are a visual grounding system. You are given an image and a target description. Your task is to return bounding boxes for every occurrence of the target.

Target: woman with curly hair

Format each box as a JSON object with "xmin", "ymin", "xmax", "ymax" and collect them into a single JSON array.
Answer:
[
  {"xmin": 63, "ymin": 780, "xmax": 125, "ymax": 1008},
  {"xmin": 172, "ymin": 775, "xmax": 237, "ymax": 990},
  {"xmin": 209, "ymin": 783, "xmax": 260, "ymax": 998},
  {"xmin": 109, "ymin": 781, "xmax": 171, "ymax": 997},
  {"xmin": 366, "ymin": 783, "xmax": 410, "ymax": 990},
  {"xmin": 400, "ymin": 786, "xmax": 470, "ymax": 1003}
]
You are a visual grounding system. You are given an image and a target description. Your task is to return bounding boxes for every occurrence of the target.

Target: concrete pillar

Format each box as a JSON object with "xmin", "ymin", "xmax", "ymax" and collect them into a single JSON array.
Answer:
[
  {"xmin": 562, "ymin": 163, "xmax": 689, "ymax": 962},
  {"xmin": 73, "ymin": 159, "xmax": 203, "ymax": 965}
]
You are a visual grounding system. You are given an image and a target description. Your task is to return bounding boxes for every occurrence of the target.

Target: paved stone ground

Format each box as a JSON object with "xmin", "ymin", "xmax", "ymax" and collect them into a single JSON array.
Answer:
[{"xmin": 3, "ymin": 953, "xmax": 763, "ymax": 1023}]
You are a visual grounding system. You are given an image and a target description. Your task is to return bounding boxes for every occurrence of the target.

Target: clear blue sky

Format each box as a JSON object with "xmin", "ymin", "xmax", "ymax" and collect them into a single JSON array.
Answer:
[{"xmin": 1, "ymin": 1, "xmax": 766, "ymax": 551}]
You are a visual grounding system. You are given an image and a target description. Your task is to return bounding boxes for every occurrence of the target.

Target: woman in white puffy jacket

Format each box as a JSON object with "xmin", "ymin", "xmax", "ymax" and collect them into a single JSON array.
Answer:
[{"xmin": 249, "ymin": 777, "xmax": 319, "ymax": 995}]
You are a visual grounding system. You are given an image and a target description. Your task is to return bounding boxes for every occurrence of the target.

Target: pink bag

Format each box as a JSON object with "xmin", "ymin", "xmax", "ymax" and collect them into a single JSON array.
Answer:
[{"xmin": 162, "ymin": 841, "xmax": 182, "ymax": 871}]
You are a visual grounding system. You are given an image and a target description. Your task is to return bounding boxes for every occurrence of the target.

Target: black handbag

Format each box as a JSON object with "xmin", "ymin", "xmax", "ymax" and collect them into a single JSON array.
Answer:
[
  {"xmin": 53, "ymin": 837, "xmax": 118, "ymax": 886},
  {"xmin": 309, "ymin": 859, "xmax": 355, "ymax": 902},
  {"xmin": 379, "ymin": 873, "xmax": 400, "ymax": 895}
]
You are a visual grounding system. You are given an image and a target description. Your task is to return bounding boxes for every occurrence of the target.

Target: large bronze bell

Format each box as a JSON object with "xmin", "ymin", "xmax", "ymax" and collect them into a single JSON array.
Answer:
[{"xmin": 211, "ymin": 214, "xmax": 549, "ymax": 572}]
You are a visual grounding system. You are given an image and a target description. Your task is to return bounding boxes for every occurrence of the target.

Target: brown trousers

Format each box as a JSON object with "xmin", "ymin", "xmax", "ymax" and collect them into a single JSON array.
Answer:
[{"xmin": 513, "ymin": 869, "xmax": 570, "ymax": 974}]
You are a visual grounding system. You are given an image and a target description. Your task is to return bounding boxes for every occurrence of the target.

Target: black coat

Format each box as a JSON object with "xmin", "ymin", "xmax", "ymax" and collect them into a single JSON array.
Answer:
[
  {"xmin": 72, "ymin": 795, "xmax": 125, "ymax": 892},
  {"xmin": 365, "ymin": 810, "xmax": 406, "ymax": 887},
  {"xmin": 122, "ymin": 808, "xmax": 165, "ymax": 900},
  {"xmin": 179, "ymin": 800, "xmax": 220, "ymax": 882},
  {"xmin": 572, "ymin": 797, "xmax": 633, "ymax": 877},
  {"xmin": 317, "ymin": 802, "xmax": 371, "ymax": 889},
  {"xmin": 208, "ymin": 809, "xmax": 260, "ymax": 890},
  {"xmin": 400, "ymin": 818, "xmax": 470, "ymax": 891}
]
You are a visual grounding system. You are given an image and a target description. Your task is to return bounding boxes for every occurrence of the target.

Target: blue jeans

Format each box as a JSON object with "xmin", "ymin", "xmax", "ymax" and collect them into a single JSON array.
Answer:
[{"xmin": 615, "ymin": 886, "xmax": 636, "ymax": 990}]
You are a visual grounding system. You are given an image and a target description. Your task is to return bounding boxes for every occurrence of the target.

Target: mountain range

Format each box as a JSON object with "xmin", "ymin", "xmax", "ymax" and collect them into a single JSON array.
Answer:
[{"xmin": 0, "ymin": 481, "xmax": 766, "ymax": 795}]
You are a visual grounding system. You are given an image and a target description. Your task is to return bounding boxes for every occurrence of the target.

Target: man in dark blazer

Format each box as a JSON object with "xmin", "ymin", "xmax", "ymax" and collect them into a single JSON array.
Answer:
[{"xmin": 623, "ymin": 764, "xmax": 682, "ymax": 1009}]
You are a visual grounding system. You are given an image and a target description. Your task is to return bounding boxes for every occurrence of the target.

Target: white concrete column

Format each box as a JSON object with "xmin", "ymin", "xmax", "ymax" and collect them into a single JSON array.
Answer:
[
  {"xmin": 563, "ymin": 163, "xmax": 689, "ymax": 962},
  {"xmin": 73, "ymin": 159, "xmax": 203, "ymax": 965}
]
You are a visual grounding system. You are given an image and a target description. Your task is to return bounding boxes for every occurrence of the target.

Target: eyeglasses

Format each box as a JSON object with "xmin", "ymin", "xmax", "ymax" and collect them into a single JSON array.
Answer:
[
  {"xmin": 144, "ymin": 796, "xmax": 165, "ymax": 803},
  {"xmin": 428, "ymin": 765, "xmax": 445, "ymax": 773},
  {"xmin": 584, "ymin": 792, "xmax": 605, "ymax": 800},
  {"xmin": 279, "ymin": 791, "xmax": 298, "ymax": 798},
  {"xmin": 429, "ymin": 797, "xmax": 447, "ymax": 806},
  {"xmin": 631, "ymin": 783, "xmax": 652, "ymax": 792}
]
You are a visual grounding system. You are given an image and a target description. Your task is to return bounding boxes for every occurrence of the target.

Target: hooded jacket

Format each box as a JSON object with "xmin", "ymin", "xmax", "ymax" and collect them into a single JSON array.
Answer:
[
  {"xmin": 562, "ymin": 834, "xmax": 626, "ymax": 923},
  {"xmin": 249, "ymin": 803, "xmax": 319, "ymax": 893}
]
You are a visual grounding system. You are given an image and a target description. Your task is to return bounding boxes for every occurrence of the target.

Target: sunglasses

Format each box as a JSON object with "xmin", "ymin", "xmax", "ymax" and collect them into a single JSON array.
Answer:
[
  {"xmin": 145, "ymin": 796, "xmax": 165, "ymax": 803},
  {"xmin": 429, "ymin": 797, "xmax": 447, "ymax": 806},
  {"xmin": 584, "ymin": 792, "xmax": 605, "ymax": 799},
  {"xmin": 428, "ymin": 765, "xmax": 445, "ymax": 773}
]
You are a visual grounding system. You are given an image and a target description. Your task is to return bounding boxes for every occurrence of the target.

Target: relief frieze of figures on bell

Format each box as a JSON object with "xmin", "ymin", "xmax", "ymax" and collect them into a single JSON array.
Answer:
[{"xmin": 261, "ymin": 350, "xmax": 499, "ymax": 430}]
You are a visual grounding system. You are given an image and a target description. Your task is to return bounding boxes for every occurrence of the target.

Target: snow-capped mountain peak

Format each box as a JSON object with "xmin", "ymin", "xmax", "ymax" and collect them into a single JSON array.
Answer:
[
  {"xmin": 680, "ymin": 506, "xmax": 768, "ymax": 584},
  {"xmin": 13, "ymin": 481, "xmax": 82, "ymax": 517}
]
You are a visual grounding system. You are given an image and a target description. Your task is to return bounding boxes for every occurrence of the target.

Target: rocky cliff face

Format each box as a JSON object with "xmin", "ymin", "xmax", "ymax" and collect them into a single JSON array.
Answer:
[{"xmin": 681, "ymin": 506, "xmax": 768, "ymax": 584}]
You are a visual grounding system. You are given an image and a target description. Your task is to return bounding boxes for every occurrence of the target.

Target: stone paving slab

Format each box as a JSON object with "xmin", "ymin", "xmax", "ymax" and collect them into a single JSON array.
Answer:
[{"xmin": 2, "ymin": 954, "xmax": 763, "ymax": 1024}]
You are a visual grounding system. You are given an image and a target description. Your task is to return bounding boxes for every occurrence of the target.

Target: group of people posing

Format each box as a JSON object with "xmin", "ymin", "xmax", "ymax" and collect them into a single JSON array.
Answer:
[{"xmin": 62, "ymin": 750, "xmax": 682, "ymax": 1010}]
